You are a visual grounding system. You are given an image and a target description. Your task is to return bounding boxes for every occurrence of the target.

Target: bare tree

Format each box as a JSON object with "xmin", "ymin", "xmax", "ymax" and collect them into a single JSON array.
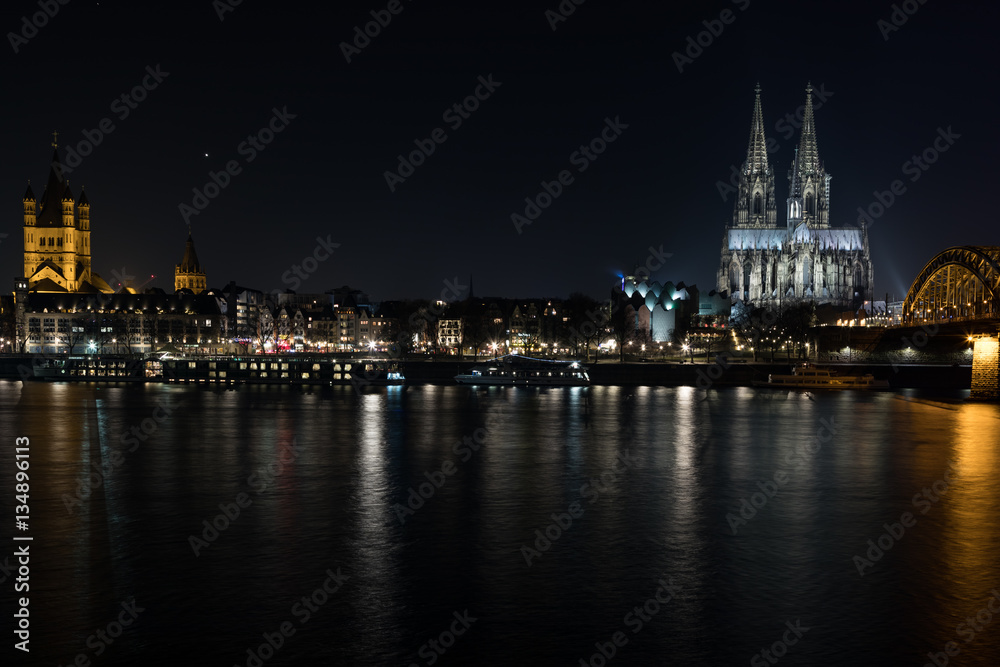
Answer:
[
  {"xmin": 251, "ymin": 305, "xmax": 277, "ymax": 353},
  {"xmin": 608, "ymin": 290, "xmax": 635, "ymax": 362},
  {"xmin": 461, "ymin": 305, "xmax": 491, "ymax": 360},
  {"xmin": 730, "ymin": 302, "xmax": 781, "ymax": 362},
  {"xmin": 563, "ymin": 293, "xmax": 602, "ymax": 361}
]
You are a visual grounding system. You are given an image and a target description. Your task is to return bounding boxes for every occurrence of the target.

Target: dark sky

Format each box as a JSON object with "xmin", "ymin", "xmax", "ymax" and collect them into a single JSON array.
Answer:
[{"xmin": 2, "ymin": 1, "xmax": 997, "ymax": 301}]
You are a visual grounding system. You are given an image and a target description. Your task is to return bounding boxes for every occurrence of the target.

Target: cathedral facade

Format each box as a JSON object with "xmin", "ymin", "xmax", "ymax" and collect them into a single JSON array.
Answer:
[
  {"xmin": 22, "ymin": 145, "xmax": 112, "ymax": 293},
  {"xmin": 717, "ymin": 84, "xmax": 873, "ymax": 310}
]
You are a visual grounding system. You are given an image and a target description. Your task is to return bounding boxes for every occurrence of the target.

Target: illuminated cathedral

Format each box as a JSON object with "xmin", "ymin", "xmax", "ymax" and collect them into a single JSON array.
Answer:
[
  {"xmin": 717, "ymin": 84, "xmax": 873, "ymax": 309},
  {"xmin": 21, "ymin": 140, "xmax": 113, "ymax": 293}
]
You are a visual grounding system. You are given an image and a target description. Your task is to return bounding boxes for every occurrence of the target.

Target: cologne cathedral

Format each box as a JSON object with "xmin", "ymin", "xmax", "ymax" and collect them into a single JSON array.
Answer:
[{"xmin": 717, "ymin": 84, "xmax": 873, "ymax": 310}]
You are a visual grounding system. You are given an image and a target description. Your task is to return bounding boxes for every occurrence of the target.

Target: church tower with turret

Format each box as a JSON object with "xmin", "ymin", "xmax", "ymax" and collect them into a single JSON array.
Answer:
[{"xmin": 22, "ymin": 136, "xmax": 109, "ymax": 292}]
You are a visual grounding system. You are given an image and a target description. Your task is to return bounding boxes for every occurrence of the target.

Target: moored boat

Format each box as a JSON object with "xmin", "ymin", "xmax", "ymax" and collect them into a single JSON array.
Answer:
[
  {"xmin": 160, "ymin": 355, "xmax": 404, "ymax": 385},
  {"xmin": 29, "ymin": 356, "xmax": 147, "ymax": 381},
  {"xmin": 455, "ymin": 355, "xmax": 589, "ymax": 386},
  {"xmin": 32, "ymin": 358, "xmax": 68, "ymax": 380},
  {"xmin": 754, "ymin": 363, "xmax": 889, "ymax": 390}
]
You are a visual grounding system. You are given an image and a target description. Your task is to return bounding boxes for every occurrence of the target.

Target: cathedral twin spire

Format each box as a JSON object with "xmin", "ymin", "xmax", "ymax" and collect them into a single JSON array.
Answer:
[
  {"xmin": 733, "ymin": 83, "xmax": 777, "ymax": 227},
  {"xmin": 733, "ymin": 83, "xmax": 829, "ymax": 229},
  {"xmin": 720, "ymin": 85, "xmax": 873, "ymax": 309},
  {"xmin": 795, "ymin": 83, "xmax": 820, "ymax": 175},
  {"xmin": 745, "ymin": 84, "xmax": 770, "ymax": 176}
]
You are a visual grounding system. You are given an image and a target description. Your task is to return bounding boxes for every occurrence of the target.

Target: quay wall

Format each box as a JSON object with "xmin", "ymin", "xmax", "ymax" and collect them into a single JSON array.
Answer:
[{"xmin": 0, "ymin": 355, "xmax": 972, "ymax": 390}]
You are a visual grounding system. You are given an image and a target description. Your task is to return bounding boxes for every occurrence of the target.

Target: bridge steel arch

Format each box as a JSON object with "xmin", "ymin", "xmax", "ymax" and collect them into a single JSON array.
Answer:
[{"xmin": 902, "ymin": 246, "xmax": 1000, "ymax": 325}]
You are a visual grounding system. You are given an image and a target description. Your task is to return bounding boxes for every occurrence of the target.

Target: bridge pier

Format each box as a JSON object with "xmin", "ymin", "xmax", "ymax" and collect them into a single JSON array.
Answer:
[{"xmin": 971, "ymin": 334, "xmax": 1000, "ymax": 400}]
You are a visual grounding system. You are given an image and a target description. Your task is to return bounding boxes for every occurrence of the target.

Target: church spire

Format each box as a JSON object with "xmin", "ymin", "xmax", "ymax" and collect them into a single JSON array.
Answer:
[
  {"xmin": 732, "ymin": 84, "xmax": 776, "ymax": 228},
  {"xmin": 745, "ymin": 83, "xmax": 769, "ymax": 175},
  {"xmin": 175, "ymin": 232, "xmax": 207, "ymax": 293},
  {"xmin": 787, "ymin": 82, "xmax": 830, "ymax": 228},
  {"xmin": 796, "ymin": 82, "xmax": 820, "ymax": 175}
]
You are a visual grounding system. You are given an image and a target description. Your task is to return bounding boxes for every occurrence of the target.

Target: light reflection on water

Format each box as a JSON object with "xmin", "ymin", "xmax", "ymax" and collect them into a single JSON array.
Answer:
[{"xmin": 1, "ymin": 381, "xmax": 999, "ymax": 666}]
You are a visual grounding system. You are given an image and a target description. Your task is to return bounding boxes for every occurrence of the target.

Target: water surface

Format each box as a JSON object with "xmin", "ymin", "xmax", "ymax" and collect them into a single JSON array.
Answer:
[{"xmin": 2, "ymin": 381, "xmax": 998, "ymax": 666}]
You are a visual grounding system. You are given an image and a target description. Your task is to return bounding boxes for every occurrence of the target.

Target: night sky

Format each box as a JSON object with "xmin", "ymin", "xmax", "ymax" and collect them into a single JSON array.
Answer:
[{"xmin": 2, "ymin": 1, "xmax": 996, "ymax": 301}]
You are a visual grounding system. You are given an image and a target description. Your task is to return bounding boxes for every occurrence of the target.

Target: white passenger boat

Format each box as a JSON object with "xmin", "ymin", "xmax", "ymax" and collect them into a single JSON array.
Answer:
[
  {"xmin": 754, "ymin": 363, "xmax": 890, "ymax": 390},
  {"xmin": 455, "ymin": 355, "xmax": 590, "ymax": 386}
]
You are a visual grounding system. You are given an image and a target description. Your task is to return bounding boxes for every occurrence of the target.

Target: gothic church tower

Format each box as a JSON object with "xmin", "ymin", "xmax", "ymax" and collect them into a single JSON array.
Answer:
[
  {"xmin": 733, "ymin": 84, "xmax": 777, "ymax": 228},
  {"xmin": 175, "ymin": 232, "xmax": 207, "ymax": 293},
  {"xmin": 786, "ymin": 83, "xmax": 831, "ymax": 229}
]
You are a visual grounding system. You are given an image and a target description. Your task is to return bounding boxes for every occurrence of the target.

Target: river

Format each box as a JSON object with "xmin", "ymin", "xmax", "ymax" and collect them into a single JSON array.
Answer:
[{"xmin": 1, "ymin": 381, "xmax": 998, "ymax": 666}]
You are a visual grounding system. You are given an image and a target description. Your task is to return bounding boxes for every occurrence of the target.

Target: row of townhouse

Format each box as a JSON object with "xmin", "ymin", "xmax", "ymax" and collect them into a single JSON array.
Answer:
[
  {"xmin": 7, "ymin": 277, "xmax": 723, "ymax": 356},
  {"xmin": 8, "ymin": 280, "xmax": 406, "ymax": 355}
]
